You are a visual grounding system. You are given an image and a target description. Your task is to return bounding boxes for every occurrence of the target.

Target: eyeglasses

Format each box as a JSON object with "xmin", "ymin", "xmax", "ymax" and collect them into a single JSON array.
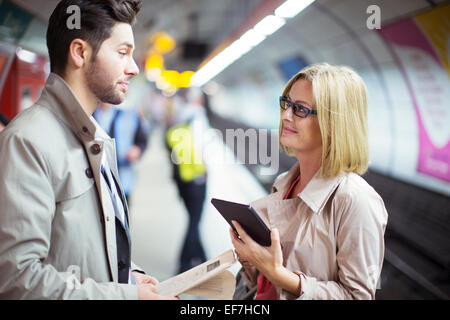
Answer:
[{"xmin": 279, "ymin": 96, "xmax": 317, "ymax": 118}]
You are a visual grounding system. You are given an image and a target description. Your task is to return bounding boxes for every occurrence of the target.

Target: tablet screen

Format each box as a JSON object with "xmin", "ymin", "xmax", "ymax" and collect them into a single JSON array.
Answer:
[{"xmin": 211, "ymin": 198, "xmax": 271, "ymax": 247}]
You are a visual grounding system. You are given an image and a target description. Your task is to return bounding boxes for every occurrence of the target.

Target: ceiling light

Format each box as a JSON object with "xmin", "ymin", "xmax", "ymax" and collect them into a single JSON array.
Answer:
[
  {"xmin": 253, "ymin": 15, "xmax": 286, "ymax": 36},
  {"xmin": 274, "ymin": 0, "xmax": 315, "ymax": 18},
  {"xmin": 192, "ymin": 0, "xmax": 316, "ymax": 86},
  {"xmin": 238, "ymin": 29, "xmax": 266, "ymax": 47}
]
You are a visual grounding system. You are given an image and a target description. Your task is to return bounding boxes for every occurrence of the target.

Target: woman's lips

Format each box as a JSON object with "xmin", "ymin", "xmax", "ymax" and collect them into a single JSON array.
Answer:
[{"xmin": 283, "ymin": 127, "xmax": 297, "ymax": 134}]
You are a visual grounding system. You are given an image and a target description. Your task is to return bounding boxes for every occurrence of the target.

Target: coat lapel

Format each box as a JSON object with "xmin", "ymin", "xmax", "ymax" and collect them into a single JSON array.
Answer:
[
  {"xmin": 252, "ymin": 194, "xmax": 303, "ymax": 262},
  {"xmin": 83, "ymin": 139, "xmax": 119, "ymax": 282},
  {"xmin": 250, "ymin": 163, "xmax": 309, "ymax": 262}
]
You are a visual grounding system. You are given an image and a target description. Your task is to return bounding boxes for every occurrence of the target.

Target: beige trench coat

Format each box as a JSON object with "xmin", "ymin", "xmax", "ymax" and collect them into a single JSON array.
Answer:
[
  {"xmin": 0, "ymin": 73, "xmax": 142, "ymax": 299},
  {"xmin": 250, "ymin": 162, "xmax": 388, "ymax": 299}
]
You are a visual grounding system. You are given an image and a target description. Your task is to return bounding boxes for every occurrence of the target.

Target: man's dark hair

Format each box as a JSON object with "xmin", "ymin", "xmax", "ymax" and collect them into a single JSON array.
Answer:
[{"xmin": 46, "ymin": 0, "xmax": 142, "ymax": 75}]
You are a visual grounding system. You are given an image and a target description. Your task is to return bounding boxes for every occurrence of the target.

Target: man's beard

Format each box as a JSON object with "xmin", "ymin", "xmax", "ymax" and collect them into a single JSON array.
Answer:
[{"xmin": 85, "ymin": 59, "xmax": 124, "ymax": 105}]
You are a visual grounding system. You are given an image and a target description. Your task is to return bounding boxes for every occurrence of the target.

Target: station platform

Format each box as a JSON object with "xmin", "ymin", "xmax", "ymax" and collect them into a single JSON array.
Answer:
[{"xmin": 128, "ymin": 127, "xmax": 268, "ymax": 296}]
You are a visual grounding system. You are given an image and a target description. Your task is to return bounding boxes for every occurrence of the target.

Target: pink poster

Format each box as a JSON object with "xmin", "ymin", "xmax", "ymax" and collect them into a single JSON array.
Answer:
[{"xmin": 379, "ymin": 5, "xmax": 450, "ymax": 182}]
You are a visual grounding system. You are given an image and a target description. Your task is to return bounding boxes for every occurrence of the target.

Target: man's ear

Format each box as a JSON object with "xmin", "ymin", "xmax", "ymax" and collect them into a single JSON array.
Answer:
[{"xmin": 68, "ymin": 39, "xmax": 91, "ymax": 69}]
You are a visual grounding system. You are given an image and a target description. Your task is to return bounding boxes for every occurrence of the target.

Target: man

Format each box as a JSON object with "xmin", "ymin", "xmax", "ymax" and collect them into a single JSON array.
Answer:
[{"xmin": 0, "ymin": 0, "xmax": 174, "ymax": 299}]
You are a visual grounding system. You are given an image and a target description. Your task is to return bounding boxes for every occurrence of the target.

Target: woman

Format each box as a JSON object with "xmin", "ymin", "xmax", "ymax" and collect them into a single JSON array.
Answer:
[{"xmin": 230, "ymin": 63, "xmax": 388, "ymax": 300}]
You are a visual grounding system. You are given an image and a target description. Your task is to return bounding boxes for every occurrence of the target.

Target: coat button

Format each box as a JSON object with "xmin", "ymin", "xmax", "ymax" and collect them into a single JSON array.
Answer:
[
  {"xmin": 118, "ymin": 260, "xmax": 127, "ymax": 269},
  {"xmin": 106, "ymin": 216, "xmax": 110, "ymax": 222},
  {"xmin": 90, "ymin": 144, "xmax": 101, "ymax": 155},
  {"xmin": 82, "ymin": 127, "xmax": 88, "ymax": 133},
  {"xmin": 85, "ymin": 168, "xmax": 93, "ymax": 178}
]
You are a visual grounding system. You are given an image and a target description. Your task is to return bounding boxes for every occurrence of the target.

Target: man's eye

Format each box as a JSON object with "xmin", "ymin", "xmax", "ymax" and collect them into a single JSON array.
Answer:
[{"xmin": 119, "ymin": 51, "xmax": 127, "ymax": 56}]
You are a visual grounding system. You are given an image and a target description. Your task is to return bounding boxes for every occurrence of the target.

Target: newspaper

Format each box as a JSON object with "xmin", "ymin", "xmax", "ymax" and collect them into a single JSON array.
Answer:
[
  {"xmin": 184, "ymin": 270, "xmax": 236, "ymax": 300},
  {"xmin": 156, "ymin": 249, "xmax": 237, "ymax": 299}
]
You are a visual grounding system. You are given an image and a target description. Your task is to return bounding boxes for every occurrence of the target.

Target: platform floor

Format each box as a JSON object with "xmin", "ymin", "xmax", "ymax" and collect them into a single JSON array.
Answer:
[{"xmin": 128, "ymin": 127, "xmax": 267, "ymax": 298}]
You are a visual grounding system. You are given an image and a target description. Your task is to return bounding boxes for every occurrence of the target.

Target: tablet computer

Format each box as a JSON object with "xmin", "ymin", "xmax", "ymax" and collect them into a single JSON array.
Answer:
[{"xmin": 211, "ymin": 198, "xmax": 271, "ymax": 247}]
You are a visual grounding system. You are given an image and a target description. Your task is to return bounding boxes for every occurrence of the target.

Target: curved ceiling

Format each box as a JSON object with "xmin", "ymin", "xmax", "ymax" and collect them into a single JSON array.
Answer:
[{"xmin": 10, "ymin": 0, "xmax": 261, "ymax": 70}]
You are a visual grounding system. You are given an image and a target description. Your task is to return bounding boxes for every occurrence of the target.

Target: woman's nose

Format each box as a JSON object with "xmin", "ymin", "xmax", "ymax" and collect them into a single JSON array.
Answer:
[{"xmin": 281, "ymin": 105, "xmax": 294, "ymax": 121}]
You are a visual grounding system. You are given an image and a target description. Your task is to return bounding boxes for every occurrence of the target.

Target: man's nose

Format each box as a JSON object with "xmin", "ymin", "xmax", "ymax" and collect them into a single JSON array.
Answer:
[{"xmin": 126, "ymin": 57, "xmax": 139, "ymax": 77}]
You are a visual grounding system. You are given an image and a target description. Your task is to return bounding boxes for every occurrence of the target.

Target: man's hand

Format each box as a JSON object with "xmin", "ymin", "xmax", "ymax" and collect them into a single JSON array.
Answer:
[
  {"xmin": 132, "ymin": 271, "xmax": 158, "ymax": 285},
  {"xmin": 133, "ymin": 271, "xmax": 178, "ymax": 300},
  {"xmin": 137, "ymin": 284, "xmax": 178, "ymax": 300}
]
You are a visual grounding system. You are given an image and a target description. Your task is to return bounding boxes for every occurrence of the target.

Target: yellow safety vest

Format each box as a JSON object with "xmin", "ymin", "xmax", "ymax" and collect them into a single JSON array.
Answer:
[{"xmin": 166, "ymin": 123, "xmax": 206, "ymax": 182}]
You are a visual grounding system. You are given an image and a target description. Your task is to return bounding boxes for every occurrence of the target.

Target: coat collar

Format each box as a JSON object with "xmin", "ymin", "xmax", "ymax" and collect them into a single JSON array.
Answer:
[
  {"xmin": 38, "ymin": 73, "xmax": 98, "ymax": 143},
  {"xmin": 273, "ymin": 162, "xmax": 345, "ymax": 214}
]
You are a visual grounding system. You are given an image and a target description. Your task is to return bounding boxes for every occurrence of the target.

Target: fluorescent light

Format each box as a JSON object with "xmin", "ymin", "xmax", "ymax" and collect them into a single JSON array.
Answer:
[
  {"xmin": 191, "ymin": 40, "xmax": 251, "ymax": 86},
  {"xmin": 274, "ymin": 0, "xmax": 315, "ymax": 18},
  {"xmin": 253, "ymin": 15, "xmax": 286, "ymax": 36},
  {"xmin": 190, "ymin": 29, "xmax": 265, "ymax": 86},
  {"xmin": 192, "ymin": 0, "xmax": 316, "ymax": 86},
  {"xmin": 220, "ymin": 45, "xmax": 243, "ymax": 62},
  {"xmin": 191, "ymin": 63, "xmax": 219, "ymax": 87},
  {"xmin": 229, "ymin": 38, "xmax": 253, "ymax": 56},
  {"xmin": 239, "ymin": 29, "xmax": 267, "ymax": 47}
]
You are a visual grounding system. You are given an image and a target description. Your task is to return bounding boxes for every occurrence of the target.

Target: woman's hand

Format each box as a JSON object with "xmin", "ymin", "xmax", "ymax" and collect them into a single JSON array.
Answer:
[
  {"xmin": 229, "ymin": 220, "xmax": 283, "ymax": 284},
  {"xmin": 230, "ymin": 221, "xmax": 302, "ymax": 297}
]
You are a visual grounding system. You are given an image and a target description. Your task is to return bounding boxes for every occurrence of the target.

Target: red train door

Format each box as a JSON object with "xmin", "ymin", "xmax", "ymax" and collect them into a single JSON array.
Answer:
[{"xmin": 0, "ymin": 43, "xmax": 48, "ymax": 122}]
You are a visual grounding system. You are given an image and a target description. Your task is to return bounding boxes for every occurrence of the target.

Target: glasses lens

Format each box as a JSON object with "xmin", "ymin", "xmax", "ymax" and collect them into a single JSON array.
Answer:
[
  {"xmin": 294, "ymin": 105, "xmax": 308, "ymax": 118},
  {"xmin": 280, "ymin": 97, "xmax": 287, "ymax": 110},
  {"xmin": 280, "ymin": 97, "xmax": 314, "ymax": 118}
]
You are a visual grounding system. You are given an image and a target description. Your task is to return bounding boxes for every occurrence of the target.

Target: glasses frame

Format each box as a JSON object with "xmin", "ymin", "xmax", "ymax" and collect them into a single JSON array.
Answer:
[{"xmin": 279, "ymin": 96, "xmax": 318, "ymax": 118}]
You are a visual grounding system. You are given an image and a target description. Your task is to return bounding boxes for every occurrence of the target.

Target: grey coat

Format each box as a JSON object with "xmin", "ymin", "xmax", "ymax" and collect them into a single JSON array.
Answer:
[{"xmin": 0, "ymin": 73, "xmax": 141, "ymax": 299}]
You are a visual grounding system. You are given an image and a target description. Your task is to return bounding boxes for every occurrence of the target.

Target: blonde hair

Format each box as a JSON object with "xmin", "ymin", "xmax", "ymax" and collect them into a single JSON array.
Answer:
[{"xmin": 280, "ymin": 63, "xmax": 369, "ymax": 178}]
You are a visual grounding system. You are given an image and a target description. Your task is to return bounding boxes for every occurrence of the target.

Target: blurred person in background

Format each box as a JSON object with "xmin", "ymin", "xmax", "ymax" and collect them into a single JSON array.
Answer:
[
  {"xmin": 94, "ymin": 102, "xmax": 149, "ymax": 204},
  {"xmin": 231, "ymin": 63, "xmax": 388, "ymax": 300},
  {"xmin": 166, "ymin": 88, "xmax": 210, "ymax": 273}
]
